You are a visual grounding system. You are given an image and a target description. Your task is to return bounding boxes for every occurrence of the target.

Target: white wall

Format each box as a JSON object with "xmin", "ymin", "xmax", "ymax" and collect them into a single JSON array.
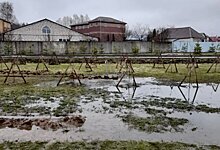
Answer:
[
  {"xmin": 173, "ymin": 41, "xmax": 220, "ymax": 52},
  {"xmin": 4, "ymin": 19, "xmax": 97, "ymax": 42}
]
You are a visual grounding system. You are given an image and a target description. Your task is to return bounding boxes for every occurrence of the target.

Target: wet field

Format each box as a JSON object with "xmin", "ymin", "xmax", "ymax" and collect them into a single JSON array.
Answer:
[{"xmin": 0, "ymin": 77, "xmax": 220, "ymax": 146}]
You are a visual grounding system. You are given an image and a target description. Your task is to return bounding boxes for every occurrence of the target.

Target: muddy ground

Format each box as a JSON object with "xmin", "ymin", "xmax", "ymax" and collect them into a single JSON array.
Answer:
[
  {"xmin": 0, "ymin": 60, "xmax": 220, "ymax": 149},
  {"xmin": 0, "ymin": 76, "xmax": 219, "ymax": 149}
]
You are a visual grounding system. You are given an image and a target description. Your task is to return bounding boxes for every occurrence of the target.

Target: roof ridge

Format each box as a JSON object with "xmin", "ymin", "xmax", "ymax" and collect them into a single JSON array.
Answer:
[{"xmin": 3, "ymin": 18, "xmax": 92, "ymax": 37}]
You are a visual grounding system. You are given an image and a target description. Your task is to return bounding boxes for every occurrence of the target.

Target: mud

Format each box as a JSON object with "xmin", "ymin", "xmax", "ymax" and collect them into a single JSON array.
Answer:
[
  {"xmin": 0, "ymin": 77, "xmax": 220, "ymax": 146},
  {"xmin": 0, "ymin": 115, "xmax": 85, "ymax": 131}
]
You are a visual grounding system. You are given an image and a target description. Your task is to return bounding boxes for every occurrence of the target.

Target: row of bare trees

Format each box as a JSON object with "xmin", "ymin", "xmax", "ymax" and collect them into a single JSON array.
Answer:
[
  {"xmin": 125, "ymin": 24, "xmax": 172, "ymax": 42},
  {"xmin": 56, "ymin": 14, "xmax": 90, "ymax": 28}
]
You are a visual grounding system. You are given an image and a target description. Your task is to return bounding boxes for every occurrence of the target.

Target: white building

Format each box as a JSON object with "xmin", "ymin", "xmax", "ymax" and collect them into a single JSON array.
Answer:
[
  {"xmin": 3, "ymin": 18, "xmax": 97, "ymax": 42},
  {"xmin": 160, "ymin": 27, "xmax": 207, "ymax": 52}
]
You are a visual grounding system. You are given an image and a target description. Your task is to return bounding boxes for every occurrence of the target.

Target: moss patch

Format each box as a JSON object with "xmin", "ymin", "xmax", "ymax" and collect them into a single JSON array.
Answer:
[
  {"xmin": 0, "ymin": 141, "xmax": 219, "ymax": 150},
  {"xmin": 0, "ymin": 76, "xmax": 115, "ymax": 116},
  {"xmin": 138, "ymin": 97, "xmax": 220, "ymax": 114},
  {"xmin": 120, "ymin": 114, "xmax": 188, "ymax": 133}
]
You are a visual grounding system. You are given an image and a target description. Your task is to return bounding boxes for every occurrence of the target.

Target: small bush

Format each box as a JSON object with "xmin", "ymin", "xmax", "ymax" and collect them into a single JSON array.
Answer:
[
  {"xmin": 194, "ymin": 43, "xmax": 202, "ymax": 54},
  {"xmin": 208, "ymin": 43, "xmax": 216, "ymax": 53},
  {"xmin": 132, "ymin": 44, "xmax": 140, "ymax": 55}
]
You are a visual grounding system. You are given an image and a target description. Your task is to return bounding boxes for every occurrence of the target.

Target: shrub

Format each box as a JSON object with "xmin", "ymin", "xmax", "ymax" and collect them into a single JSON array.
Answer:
[
  {"xmin": 209, "ymin": 43, "xmax": 216, "ymax": 53},
  {"xmin": 194, "ymin": 43, "xmax": 202, "ymax": 54},
  {"xmin": 132, "ymin": 44, "xmax": 140, "ymax": 55},
  {"xmin": 92, "ymin": 47, "xmax": 98, "ymax": 55},
  {"xmin": 79, "ymin": 44, "xmax": 87, "ymax": 54}
]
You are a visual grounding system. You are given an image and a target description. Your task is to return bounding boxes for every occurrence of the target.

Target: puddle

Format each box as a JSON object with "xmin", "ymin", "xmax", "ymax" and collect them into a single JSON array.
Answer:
[
  {"xmin": 0, "ymin": 77, "xmax": 220, "ymax": 145},
  {"xmin": 35, "ymin": 81, "xmax": 58, "ymax": 88},
  {"xmin": 82, "ymin": 77, "xmax": 220, "ymax": 107},
  {"xmin": 25, "ymin": 97, "xmax": 62, "ymax": 112}
]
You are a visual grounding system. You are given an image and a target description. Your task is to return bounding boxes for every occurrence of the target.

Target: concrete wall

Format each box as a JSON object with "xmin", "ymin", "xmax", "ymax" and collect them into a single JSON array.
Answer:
[
  {"xmin": 173, "ymin": 41, "xmax": 220, "ymax": 52},
  {"xmin": 0, "ymin": 41, "xmax": 172, "ymax": 55}
]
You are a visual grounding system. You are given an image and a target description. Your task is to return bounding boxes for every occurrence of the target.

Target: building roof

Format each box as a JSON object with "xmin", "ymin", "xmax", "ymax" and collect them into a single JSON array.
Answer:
[
  {"xmin": 71, "ymin": 22, "xmax": 89, "ymax": 27},
  {"xmin": 71, "ymin": 16, "xmax": 126, "ymax": 27},
  {"xmin": 5, "ymin": 18, "xmax": 73, "ymax": 33},
  {"xmin": 161, "ymin": 27, "xmax": 205, "ymax": 40},
  {"xmin": 3, "ymin": 18, "xmax": 98, "ymax": 41},
  {"xmin": 90, "ymin": 16, "xmax": 126, "ymax": 24},
  {"xmin": 210, "ymin": 36, "xmax": 220, "ymax": 42},
  {"xmin": 4, "ymin": 18, "xmax": 88, "ymax": 36}
]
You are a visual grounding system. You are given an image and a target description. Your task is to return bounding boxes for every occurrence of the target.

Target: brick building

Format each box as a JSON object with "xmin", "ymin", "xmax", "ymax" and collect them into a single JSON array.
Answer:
[
  {"xmin": 0, "ymin": 18, "xmax": 11, "ymax": 41},
  {"xmin": 71, "ymin": 16, "xmax": 126, "ymax": 42},
  {"xmin": 0, "ymin": 18, "xmax": 11, "ymax": 33},
  {"xmin": 210, "ymin": 36, "xmax": 220, "ymax": 42}
]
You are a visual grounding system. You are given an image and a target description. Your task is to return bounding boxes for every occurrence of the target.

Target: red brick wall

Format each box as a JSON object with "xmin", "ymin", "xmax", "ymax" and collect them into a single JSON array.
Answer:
[{"xmin": 72, "ymin": 22, "xmax": 125, "ymax": 42}]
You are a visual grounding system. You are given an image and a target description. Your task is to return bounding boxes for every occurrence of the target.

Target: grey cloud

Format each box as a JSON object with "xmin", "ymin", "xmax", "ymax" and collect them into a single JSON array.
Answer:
[{"xmin": 3, "ymin": 0, "xmax": 220, "ymax": 35}]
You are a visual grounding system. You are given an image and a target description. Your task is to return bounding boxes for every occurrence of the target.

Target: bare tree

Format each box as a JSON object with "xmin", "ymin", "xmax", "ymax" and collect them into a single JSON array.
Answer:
[
  {"xmin": 56, "ymin": 14, "xmax": 90, "ymax": 27},
  {"xmin": 134, "ymin": 23, "xmax": 149, "ymax": 38},
  {"xmin": 0, "ymin": 1, "xmax": 17, "ymax": 23},
  {"xmin": 147, "ymin": 26, "xmax": 173, "ymax": 42},
  {"xmin": 126, "ymin": 23, "xmax": 149, "ymax": 40}
]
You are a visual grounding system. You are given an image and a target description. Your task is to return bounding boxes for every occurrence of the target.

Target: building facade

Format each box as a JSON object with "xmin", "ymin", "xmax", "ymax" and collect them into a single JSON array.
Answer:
[
  {"xmin": 0, "ymin": 19, "xmax": 11, "ymax": 33},
  {"xmin": 210, "ymin": 36, "xmax": 220, "ymax": 42},
  {"xmin": 3, "ymin": 19, "xmax": 97, "ymax": 42},
  {"xmin": 159, "ymin": 27, "xmax": 205, "ymax": 43},
  {"xmin": 0, "ymin": 19, "xmax": 11, "ymax": 41},
  {"xmin": 157, "ymin": 27, "xmax": 208, "ymax": 52},
  {"xmin": 71, "ymin": 16, "xmax": 126, "ymax": 42}
]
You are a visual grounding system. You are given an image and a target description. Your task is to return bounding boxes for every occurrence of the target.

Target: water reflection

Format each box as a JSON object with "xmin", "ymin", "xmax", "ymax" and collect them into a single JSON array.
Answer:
[
  {"xmin": 116, "ymin": 86, "xmax": 137, "ymax": 101},
  {"xmin": 177, "ymin": 84, "xmax": 199, "ymax": 104},
  {"xmin": 84, "ymin": 77, "xmax": 220, "ymax": 107},
  {"xmin": 211, "ymin": 83, "xmax": 219, "ymax": 92}
]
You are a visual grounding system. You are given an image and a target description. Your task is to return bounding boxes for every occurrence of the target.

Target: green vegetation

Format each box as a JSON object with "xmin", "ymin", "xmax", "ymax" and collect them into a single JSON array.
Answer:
[
  {"xmin": 92, "ymin": 46, "xmax": 98, "ymax": 55},
  {"xmin": 99, "ymin": 44, "xmax": 104, "ymax": 54},
  {"xmin": 5, "ymin": 63, "xmax": 219, "ymax": 83},
  {"xmin": 106, "ymin": 97, "xmax": 220, "ymax": 115},
  {"xmin": 0, "ymin": 141, "xmax": 219, "ymax": 150},
  {"xmin": 120, "ymin": 114, "xmax": 188, "ymax": 133},
  {"xmin": 132, "ymin": 63, "xmax": 219, "ymax": 83},
  {"xmin": 112, "ymin": 45, "xmax": 121, "ymax": 54},
  {"xmin": 79, "ymin": 44, "xmax": 87, "ymax": 53},
  {"xmin": 0, "ymin": 77, "xmax": 84, "ymax": 115},
  {"xmin": 209, "ymin": 43, "xmax": 216, "ymax": 53},
  {"xmin": 138, "ymin": 98, "xmax": 220, "ymax": 114},
  {"xmin": 132, "ymin": 43, "xmax": 140, "ymax": 54},
  {"xmin": 194, "ymin": 43, "xmax": 202, "ymax": 55},
  {"xmin": 4, "ymin": 42, "xmax": 13, "ymax": 55},
  {"xmin": 0, "ymin": 76, "xmax": 114, "ymax": 116}
]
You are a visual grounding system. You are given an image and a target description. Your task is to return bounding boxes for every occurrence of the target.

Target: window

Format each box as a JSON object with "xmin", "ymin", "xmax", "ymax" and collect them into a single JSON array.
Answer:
[{"xmin": 42, "ymin": 26, "xmax": 51, "ymax": 34}]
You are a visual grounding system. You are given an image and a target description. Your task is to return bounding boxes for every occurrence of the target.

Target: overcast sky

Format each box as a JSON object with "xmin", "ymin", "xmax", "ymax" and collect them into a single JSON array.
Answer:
[{"xmin": 2, "ymin": 0, "xmax": 220, "ymax": 36}]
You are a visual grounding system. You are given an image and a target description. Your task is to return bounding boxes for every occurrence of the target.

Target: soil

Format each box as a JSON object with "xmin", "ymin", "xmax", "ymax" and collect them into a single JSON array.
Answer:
[{"xmin": 0, "ymin": 115, "xmax": 86, "ymax": 131}]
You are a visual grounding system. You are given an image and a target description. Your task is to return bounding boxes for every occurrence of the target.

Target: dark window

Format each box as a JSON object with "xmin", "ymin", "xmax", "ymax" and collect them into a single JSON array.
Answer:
[
  {"xmin": 42, "ymin": 26, "xmax": 51, "ymax": 34},
  {"xmin": 113, "ymin": 34, "xmax": 115, "ymax": 41},
  {"xmin": 59, "ymin": 39, "xmax": 62, "ymax": 41}
]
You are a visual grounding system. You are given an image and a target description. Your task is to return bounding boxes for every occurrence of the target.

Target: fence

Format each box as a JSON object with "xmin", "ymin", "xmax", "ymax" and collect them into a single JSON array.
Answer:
[
  {"xmin": 172, "ymin": 41, "xmax": 220, "ymax": 52},
  {"xmin": 0, "ymin": 41, "xmax": 172, "ymax": 55}
]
